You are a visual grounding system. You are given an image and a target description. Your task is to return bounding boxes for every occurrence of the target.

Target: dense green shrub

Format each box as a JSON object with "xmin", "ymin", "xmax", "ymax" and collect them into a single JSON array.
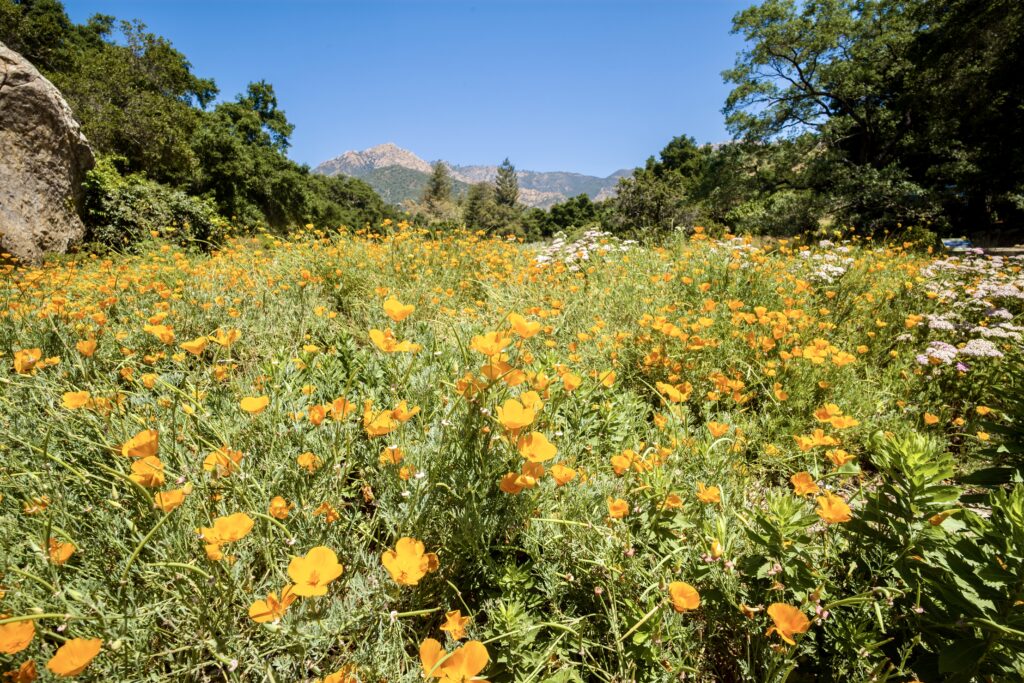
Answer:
[{"xmin": 81, "ymin": 157, "xmax": 228, "ymax": 250}]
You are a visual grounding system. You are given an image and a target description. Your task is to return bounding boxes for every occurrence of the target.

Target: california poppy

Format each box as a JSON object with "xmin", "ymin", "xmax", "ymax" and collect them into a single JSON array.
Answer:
[
  {"xmin": 419, "ymin": 639, "xmax": 489, "ymax": 681},
  {"xmin": 381, "ymin": 537, "xmax": 439, "ymax": 586},
  {"xmin": 0, "ymin": 619, "xmax": 34, "ymax": 654},
  {"xmin": 766, "ymin": 603, "xmax": 810, "ymax": 645},
  {"xmin": 668, "ymin": 582, "xmax": 701, "ymax": 612},
  {"xmin": 288, "ymin": 546, "xmax": 344, "ymax": 597},
  {"xmin": 45, "ymin": 638, "xmax": 101, "ymax": 677}
]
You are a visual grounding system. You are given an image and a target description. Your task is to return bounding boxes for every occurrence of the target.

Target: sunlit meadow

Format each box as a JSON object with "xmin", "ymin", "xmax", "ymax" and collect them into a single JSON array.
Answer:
[{"xmin": 1, "ymin": 224, "xmax": 1023, "ymax": 681}]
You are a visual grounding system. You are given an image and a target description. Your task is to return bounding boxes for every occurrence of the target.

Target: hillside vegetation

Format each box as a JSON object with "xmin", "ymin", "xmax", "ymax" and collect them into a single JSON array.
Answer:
[{"xmin": 1, "ymin": 225, "xmax": 1022, "ymax": 681}]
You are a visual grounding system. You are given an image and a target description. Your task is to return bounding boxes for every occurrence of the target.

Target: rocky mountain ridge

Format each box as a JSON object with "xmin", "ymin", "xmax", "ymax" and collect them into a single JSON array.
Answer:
[{"xmin": 314, "ymin": 143, "xmax": 628, "ymax": 208}]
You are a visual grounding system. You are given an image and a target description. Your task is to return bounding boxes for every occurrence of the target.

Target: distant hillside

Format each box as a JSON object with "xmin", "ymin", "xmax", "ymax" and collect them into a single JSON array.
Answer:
[
  {"xmin": 358, "ymin": 166, "xmax": 471, "ymax": 206},
  {"xmin": 313, "ymin": 143, "xmax": 627, "ymax": 209}
]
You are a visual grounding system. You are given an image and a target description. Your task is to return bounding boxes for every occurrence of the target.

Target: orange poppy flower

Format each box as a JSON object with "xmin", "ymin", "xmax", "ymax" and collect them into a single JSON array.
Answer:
[
  {"xmin": 153, "ymin": 485, "xmax": 190, "ymax": 513},
  {"xmin": 419, "ymin": 639, "xmax": 489, "ymax": 680},
  {"xmin": 180, "ymin": 336, "xmax": 208, "ymax": 356},
  {"xmin": 550, "ymin": 463, "xmax": 577, "ymax": 486},
  {"xmin": 120, "ymin": 429, "xmax": 158, "ymax": 458},
  {"xmin": 12, "ymin": 348, "xmax": 41, "ymax": 374},
  {"xmin": 496, "ymin": 398, "xmax": 535, "ymax": 432},
  {"xmin": 240, "ymin": 396, "xmax": 269, "ymax": 415},
  {"xmin": 47, "ymin": 538, "xmax": 75, "ymax": 565},
  {"xmin": 76, "ymin": 339, "xmax": 97, "ymax": 357},
  {"xmin": 815, "ymin": 492, "xmax": 852, "ymax": 523},
  {"xmin": 383, "ymin": 297, "xmax": 415, "ymax": 322},
  {"xmin": 45, "ymin": 638, "xmax": 102, "ymax": 677},
  {"xmin": 197, "ymin": 512, "xmax": 254, "ymax": 545},
  {"xmin": 382, "ymin": 537, "xmax": 439, "ymax": 586},
  {"xmin": 707, "ymin": 421, "xmax": 730, "ymax": 438},
  {"xmin": 288, "ymin": 546, "xmax": 344, "ymax": 597},
  {"xmin": 268, "ymin": 496, "xmax": 294, "ymax": 520},
  {"xmin": 129, "ymin": 456, "xmax": 165, "ymax": 488},
  {"xmin": 516, "ymin": 432, "xmax": 556, "ymax": 463},
  {"xmin": 297, "ymin": 452, "xmax": 323, "ymax": 473},
  {"xmin": 607, "ymin": 497, "xmax": 629, "ymax": 519},
  {"xmin": 789, "ymin": 472, "xmax": 820, "ymax": 497},
  {"xmin": 248, "ymin": 584, "xmax": 297, "ymax": 623},
  {"xmin": 62, "ymin": 391, "xmax": 91, "ymax": 410},
  {"xmin": 668, "ymin": 582, "xmax": 700, "ymax": 612},
  {"xmin": 203, "ymin": 447, "xmax": 243, "ymax": 477},
  {"xmin": 766, "ymin": 603, "xmax": 810, "ymax": 645},
  {"xmin": 696, "ymin": 482, "xmax": 721, "ymax": 504},
  {"xmin": 469, "ymin": 331, "xmax": 508, "ymax": 357},
  {"xmin": 508, "ymin": 313, "xmax": 541, "ymax": 338},
  {"xmin": 439, "ymin": 610, "xmax": 471, "ymax": 640},
  {"xmin": 0, "ymin": 618, "xmax": 34, "ymax": 654}
]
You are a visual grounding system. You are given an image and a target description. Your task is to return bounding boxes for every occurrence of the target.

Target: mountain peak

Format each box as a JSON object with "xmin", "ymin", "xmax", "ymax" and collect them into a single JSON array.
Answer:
[
  {"xmin": 313, "ymin": 144, "xmax": 625, "ymax": 209},
  {"xmin": 316, "ymin": 143, "xmax": 433, "ymax": 177}
]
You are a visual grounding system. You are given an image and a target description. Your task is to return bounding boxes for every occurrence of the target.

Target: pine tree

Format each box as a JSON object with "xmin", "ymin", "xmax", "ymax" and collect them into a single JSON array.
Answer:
[
  {"xmin": 494, "ymin": 157, "xmax": 519, "ymax": 207},
  {"xmin": 422, "ymin": 161, "xmax": 453, "ymax": 208}
]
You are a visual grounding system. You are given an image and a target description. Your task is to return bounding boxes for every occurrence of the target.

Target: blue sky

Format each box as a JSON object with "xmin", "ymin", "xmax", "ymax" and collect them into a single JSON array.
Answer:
[{"xmin": 63, "ymin": 0, "xmax": 749, "ymax": 176}]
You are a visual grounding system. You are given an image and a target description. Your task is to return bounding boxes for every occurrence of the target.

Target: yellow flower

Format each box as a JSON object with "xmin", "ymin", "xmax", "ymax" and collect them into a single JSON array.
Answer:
[
  {"xmin": 61, "ymin": 391, "xmax": 91, "ymax": 410},
  {"xmin": 381, "ymin": 537, "xmax": 439, "ymax": 586},
  {"xmin": 516, "ymin": 432, "xmax": 556, "ymax": 463},
  {"xmin": 129, "ymin": 456, "xmax": 165, "ymax": 488},
  {"xmin": 766, "ymin": 603, "xmax": 810, "ymax": 645},
  {"xmin": 789, "ymin": 471, "xmax": 820, "ymax": 497},
  {"xmin": 923, "ymin": 412, "xmax": 940, "ymax": 425},
  {"xmin": 240, "ymin": 395, "xmax": 269, "ymax": 414},
  {"xmin": 0, "ymin": 618, "xmax": 34, "ymax": 654},
  {"xmin": 120, "ymin": 429, "xmax": 158, "ymax": 459},
  {"xmin": 288, "ymin": 546, "xmax": 344, "ymax": 597},
  {"xmin": 607, "ymin": 497, "xmax": 629, "ymax": 519},
  {"xmin": 550, "ymin": 463, "xmax": 577, "ymax": 486},
  {"xmin": 419, "ymin": 639, "xmax": 489, "ymax": 681},
  {"xmin": 496, "ymin": 398, "xmax": 535, "ymax": 432},
  {"xmin": 668, "ymin": 581, "xmax": 700, "ymax": 612},
  {"xmin": 383, "ymin": 297, "xmax": 415, "ymax": 322},
  {"xmin": 598, "ymin": 370, "xmax": 616, "ymax": 387},
  {"xmin": 268, "ymin": 496, "xmax": 294, "ymax": 520},
  {"xmin": 439, "ymin": 609, "xmax": 471, "ymax": 640},
  {"xmin": 248, "ymin": 584, "xmax": 296, "ymax": 623},
  {"xmin": 45, "ymin": 638, "xmax": 102, "ymax": 677},
  {"xmin": 696, "ymin": 482, "xmax": 721, "ymax": 504},
  {"xmin": 815, "ymin": 492, "xmax": 852, "ymax": 523}
]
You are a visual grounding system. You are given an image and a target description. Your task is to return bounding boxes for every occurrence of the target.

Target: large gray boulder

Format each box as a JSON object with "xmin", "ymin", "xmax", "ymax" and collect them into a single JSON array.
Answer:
[{"xmin": 0, "ymin": 41, "xmax": 94, "ymax": 262}]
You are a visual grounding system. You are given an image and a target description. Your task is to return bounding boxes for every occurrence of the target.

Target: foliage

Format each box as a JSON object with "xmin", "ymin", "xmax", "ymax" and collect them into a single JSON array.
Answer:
[
  {"xmin": 0, "ymin": 0, "xmax": 391, "ymax": 235},
  {"xmin": 494, "ymin": 158, "xmax": 520, "ymax": 208},
  {"xmin": 81, "ymin": 156, "xmax": 228, "ymax": 250},
  {"xmin": 1, "ymin": 225, "xmax": 1022, "ymax": 680},
  {"xmin": 723, "ymin": 0, "xmax": 1024, "ymax": 235}
]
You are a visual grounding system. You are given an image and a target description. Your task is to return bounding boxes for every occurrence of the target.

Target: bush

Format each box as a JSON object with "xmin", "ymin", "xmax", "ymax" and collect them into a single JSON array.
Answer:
[{"xmin": 82, "ymin": 157, "xmax": 229, "ymax": 250}]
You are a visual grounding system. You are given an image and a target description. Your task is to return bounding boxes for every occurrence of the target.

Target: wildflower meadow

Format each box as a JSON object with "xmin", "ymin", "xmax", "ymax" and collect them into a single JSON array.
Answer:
[{"xmin": 1, "ymin": 224, "xmax": 1023, "ymax": 681}]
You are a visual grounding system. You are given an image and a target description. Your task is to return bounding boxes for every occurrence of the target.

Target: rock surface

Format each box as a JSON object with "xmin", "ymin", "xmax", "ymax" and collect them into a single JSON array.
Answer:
[{"xmin": 0, "ymin": 41, "xmax": 94, "ymax": 262}]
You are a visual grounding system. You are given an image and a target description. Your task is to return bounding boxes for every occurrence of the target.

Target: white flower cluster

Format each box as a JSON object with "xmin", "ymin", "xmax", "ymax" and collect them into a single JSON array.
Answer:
[
  {"xmin": 911, "ymin": 252, "xmax": 1023, "ymax": 371},
  {"xmin": 535, "ymin": 230, "xmax": 636, "ymax": 270},
  {"xmin": 798, "ymin": 246, "xmax": 855, "ymax": 284}
]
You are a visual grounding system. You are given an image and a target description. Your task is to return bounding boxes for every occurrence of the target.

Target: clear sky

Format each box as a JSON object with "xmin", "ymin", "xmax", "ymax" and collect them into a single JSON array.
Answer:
[{"xmin": 62, "ymin": 0, "xmax": 750, "ymax": 177}]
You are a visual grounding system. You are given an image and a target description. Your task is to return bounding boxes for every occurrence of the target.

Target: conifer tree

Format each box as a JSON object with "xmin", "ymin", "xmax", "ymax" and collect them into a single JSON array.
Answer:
[{"xmin": 494, "ymin": 157, "xmax": 519, "ymax": 207}]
